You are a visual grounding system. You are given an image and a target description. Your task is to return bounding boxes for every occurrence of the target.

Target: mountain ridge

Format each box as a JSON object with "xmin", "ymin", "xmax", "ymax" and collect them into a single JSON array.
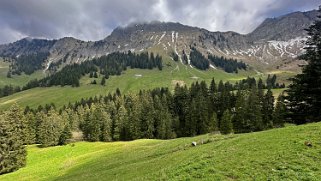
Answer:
[{"xmin": 0, "ymin": 9, "xmax": 318, "ymax": 73}]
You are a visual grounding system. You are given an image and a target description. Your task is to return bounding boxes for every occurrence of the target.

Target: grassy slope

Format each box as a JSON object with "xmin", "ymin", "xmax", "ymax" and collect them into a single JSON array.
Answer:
[
  {"xmin": 0, "ymin": 58, "xmax": 257, "ymax": 110},
  {"xmin": 0, "ymin": 52, "xmax": 290, "ymax": 110},
  {"xmin": 0, "ymin": 60, "xmax": 44, "ymax": 88},
  {"xmin": 1, "ymin": 122, "xmax": 320, "ymax": 181}
]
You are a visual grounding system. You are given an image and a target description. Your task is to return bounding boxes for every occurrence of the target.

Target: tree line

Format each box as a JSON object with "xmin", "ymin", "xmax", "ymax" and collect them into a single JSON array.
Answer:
[
  {"xmin": 208, "ymin": 54, "xmax": 247, "ymax": 73},
  {"xmin": 180, "ymin": 47, "xmax": 247, "ymax": 73},
  {"xmin": 35, "ymin": 51, "xmax": 162, "ymax": 87},
  {"xmin": 7, "ymin": 52, "xmax": 49, "ymax": 76},
  {"xmin": 21, "ymin": 77, "xmax": 287, "ymax": 143},
  {"xmin": 0, "ymin": 51, "xmax": 163, "ymax": 97}
]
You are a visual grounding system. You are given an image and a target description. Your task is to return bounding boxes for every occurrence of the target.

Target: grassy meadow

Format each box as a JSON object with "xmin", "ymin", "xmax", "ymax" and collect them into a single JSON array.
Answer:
[{"xmin": 0, "ymin": 122, "xmax": 320, "ymax": 180}]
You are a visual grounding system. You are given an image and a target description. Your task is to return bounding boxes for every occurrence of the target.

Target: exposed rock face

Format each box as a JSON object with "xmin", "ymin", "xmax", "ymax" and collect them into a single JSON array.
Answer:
[
  {"xmin": 248, "ymin": 10, "xmax": 318, "ymax": 41},
  {"xmin": 0, "ymin": 10, "xmax": 318, "ymax": 72}
]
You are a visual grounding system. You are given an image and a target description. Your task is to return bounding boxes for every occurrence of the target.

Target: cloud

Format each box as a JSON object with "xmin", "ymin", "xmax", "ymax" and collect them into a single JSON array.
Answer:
[{"xmin": 0, "ymin": 0, "xmax": 320, "ymax": 44}]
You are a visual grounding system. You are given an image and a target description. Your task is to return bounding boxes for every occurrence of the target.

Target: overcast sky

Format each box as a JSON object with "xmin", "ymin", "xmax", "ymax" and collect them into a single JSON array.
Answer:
[{"xmin": 0, "ymin": 0, "xmax": 320, "ymax": 44}]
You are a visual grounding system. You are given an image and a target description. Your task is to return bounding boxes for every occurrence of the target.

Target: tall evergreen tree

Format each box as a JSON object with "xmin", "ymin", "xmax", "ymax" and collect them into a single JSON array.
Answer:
[
  {"xmin": 113, "ymin": 104, "xmax": 127, "ymax": 141},
  {"xmin": 139, "ymin": 93, "xmax": 155, "ymax": 138},
  {"xmin": 124, "ymin": 94, "xmax": 141, "ymax": 140},
  {"xmin": 246, "ymin": 87, "xmax": 263, "ymax": 131},
  {"xmin": 273, "ymin": 93, "xmax": 286, "ymax": 127},
  {"xmin": 37, "ymin": 109, "xmax": 65, "ymax": 147},
  {"xmin": 233, "ymin": 90, "xmax": 248, "ymax": 133},
  {"xmin": 22, "ymin": 112, "xmax": 37, "ymax": 145},
  {"xmin": 287, "ymin": 7, "xmax": 321, "ymax": 123},
  {"xmin": 220, "ymin": 109, "xmax": 233, "ymax": 134},
  {"xmin": 262, "ymin": 88, "xmax": 274, "ymax": 129},
  {"xmin": 0, "ymin": 104, "xmax": 26, "ymax": 174},
  {"xmin": 101, "ymin": 77, "xmax": 106, "ymax": 86},
  {"xmin": 209, "ymin": 112, "xmax": 218, "ymax": 132}
]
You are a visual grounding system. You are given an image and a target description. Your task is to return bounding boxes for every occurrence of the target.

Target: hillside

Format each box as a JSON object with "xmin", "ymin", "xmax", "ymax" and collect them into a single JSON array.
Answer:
[
  {"xmin": 0, "ymin": 55, "xmax": 290, "ymax": 110},
  {"xmin": 1, "ymin": 122, "xmax": 320, "ymax": 180}
]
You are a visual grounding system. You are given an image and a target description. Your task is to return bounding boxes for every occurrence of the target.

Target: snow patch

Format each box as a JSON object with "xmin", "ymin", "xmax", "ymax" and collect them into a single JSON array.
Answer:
[
  {"xmin": 174, "ymin": 45, "xmax": 182, "ymax": 63},
  {"xmin": 171, "ymin": 31, "xmax": 175, "ymax": 43},
  {"xmin": 158, "ymin": 31, "xmax": 166, "ymax": 43},
  {"xmin": 162, "ymin": 43, "xmax": 167, "ymax": 51},
  {"xmin": 210, "ymin": 64, "xmax": 216, "ymax": 69},
  {"xmin": 45, "ymin": 59, "xmax": 53, "ymax": 71},
  {"xmin": 267, "ymin": 37, "xmax": 306, "ymax": 57}
]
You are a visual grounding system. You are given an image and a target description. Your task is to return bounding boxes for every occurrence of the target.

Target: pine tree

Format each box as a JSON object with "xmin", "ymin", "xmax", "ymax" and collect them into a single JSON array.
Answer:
[
  {"xmin": 273, "ymin": 93, "xmax": 286, "ymax": 127},
  {"xmin": 287, "ymin": 7, "xmax": 321, "ymax": 123},
  {"xmin": 186, "ymin": 99, "xmax": 198, "ymax": 136},
  {"xmin": 125, "ymin": 94, "xmax": 142, "ymax": 140},
  {"xmin": 22, "ymin": 112, "xmax": 37, "ymax": 145},
  {"xmin": 220, "ymin": 109, "xmax": 233, "ymax": 134},
  {"xmin": 262, "ymin": 88, "xmax": 274, "ymax": 129},
  {"xmin": 98, "ymin": 104, "xmax": 112, "ymax": 142},
  {"xmin": 101, "ymin": 77, "xmax": 106, "ymax": 86},
  {"xmin": 209, "ymin": 112, "xmax": 218, "ymax": 132},
  {"xmin": 173, "ymin": 85, "xmax": 190, "ymax": 137},
  {"xmin": 113, "ymin": 105, "xmax": 127, "ymax": 141},
  {"xmin": 37, "ymin": 109, "xmax": 64, "ymax": 147},
  {"xmin": 0, "ymin": 104, "xmax": 26, "ymax": 174},
  {"xmin": 82, "ymin": 105, "xmax": 102, "ymax": 142},
  {"xmin": 246, "ymin": 87, "xmax": 263, "ymax": 131},
  {"xmin": 139, "ymin": 93, "xmax": 155, "ymax": 138},
  {"xmin": 233, "ymin": 90, "xmax": 248, "ymax": 133}
]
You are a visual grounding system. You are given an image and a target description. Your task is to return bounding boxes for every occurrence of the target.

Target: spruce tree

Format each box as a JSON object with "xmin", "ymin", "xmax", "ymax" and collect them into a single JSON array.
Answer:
[
  {"xmin": 154, "ymin": 96, "xmax": 166, "ymax": 139},
  {"xmin": 246, "ymin": 87, "xmax": 263, "ymax": 131},
  {"xmin": 37, "ymin": 109, "xmax": 64, "ymax": 147},
  {"xmin": 186, "ymin": 99, "xmax": 198, "ymax": 136},
  {"xmin": 124, "ymin": 94, "xmax": 141, "ymax": 140},
  {"xmin": 273, "ymin": 94, "xmax": 286, "ymax": 127},
  {"xmin": 101, "ymin": 77, "xmax": 106, "ymax": 86},
  {"xmin": 113, "ymin": 105, "xmax": 127, "ymax": 141},
  {"xmin": 23, "ymin": 112, "xmax": 37, "ymax": 145},
  {"xmin": 262, "ymin": 88, "xmax": 274, "ymax": 129},
  {"xmin": 209, "ymin": 112, "xmax": 218, "ymax": 132},
  {"xmin": 287, "ymin": 7, "xmax": 321, "ymax": 123},
  {"xmin": 220, "ymin": 109, "xmax": 233, "ymax": 134},
  {"xmin": 0, "ymin": 104, "xmax": 26, "ymax": 174},
  {"xmin": 139, "ymin": 93, "xmax": 155, "ymax": 138},
  {"xmin": 233, "ymin": 90, "xmax": 248, "ymax": 133},
  {"xmin": 82, "ymin": 105, "xmax": 102, "ymax": 142}
]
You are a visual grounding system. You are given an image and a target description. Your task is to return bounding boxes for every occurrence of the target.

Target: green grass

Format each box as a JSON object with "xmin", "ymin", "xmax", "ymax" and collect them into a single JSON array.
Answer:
[
  {"xmin": 0, "ymin": 60, "xmax": 45, "ymax": 88},
  {"xmin": 1, "ymin": 122, "xmax": 321, "ymax": 180}
]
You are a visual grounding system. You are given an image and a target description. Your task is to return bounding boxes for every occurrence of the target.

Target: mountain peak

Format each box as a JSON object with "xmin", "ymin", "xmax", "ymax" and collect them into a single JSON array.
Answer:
[{"xmin": 249, "ymin": 9, "xmax": 318, "ymax": 41}]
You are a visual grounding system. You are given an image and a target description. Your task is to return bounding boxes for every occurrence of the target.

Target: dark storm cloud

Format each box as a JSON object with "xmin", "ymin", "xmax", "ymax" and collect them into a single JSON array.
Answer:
[{"xmin": 0, "ymin": 0, "xmax": 320, "ymax": 44}]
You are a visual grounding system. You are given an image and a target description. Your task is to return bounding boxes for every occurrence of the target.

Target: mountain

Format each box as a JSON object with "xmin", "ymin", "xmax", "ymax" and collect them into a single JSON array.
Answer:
[{"xmin": 0, "ymin": 9, "xmax": 318, "ymax": 73}]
